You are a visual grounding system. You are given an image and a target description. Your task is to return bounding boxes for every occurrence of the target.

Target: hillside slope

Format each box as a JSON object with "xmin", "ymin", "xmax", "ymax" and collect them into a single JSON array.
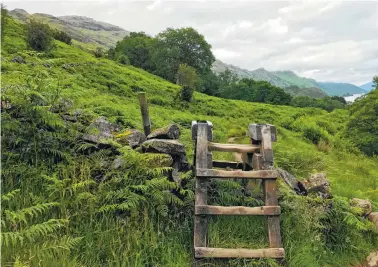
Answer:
[
  {"xmin": 9, "ymin": 8, "xmax": 129, "ymax": 48},
  {"xmin": 316, "ymin": 81, "xmax": 367, "ymax": 96},
  {"xmin": 2, "ymin": 17, "xmax": 378, "ymax": 267},
  {"xmin": 360, "ymin": 81, "xmax": 375, "ymax": 92}
]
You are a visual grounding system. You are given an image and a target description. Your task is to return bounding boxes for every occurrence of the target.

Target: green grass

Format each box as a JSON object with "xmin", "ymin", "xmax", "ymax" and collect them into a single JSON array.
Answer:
[{"xmin": 2, "ymin": 18, "xmax": 378, "ymax": 267}]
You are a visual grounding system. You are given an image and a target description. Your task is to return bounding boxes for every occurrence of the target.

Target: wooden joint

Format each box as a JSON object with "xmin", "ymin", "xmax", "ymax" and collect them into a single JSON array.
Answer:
[{"xmin": 248, "ymin": 124, "xmax": 277, "ymax": 142}]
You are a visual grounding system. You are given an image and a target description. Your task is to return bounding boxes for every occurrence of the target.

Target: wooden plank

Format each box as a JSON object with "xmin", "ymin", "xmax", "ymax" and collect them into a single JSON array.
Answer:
[
  {"xmin": 195, "ymin": 247, "xmax": 285, "ymax": 259},
  {"xmin": 208, "ymin": 142, "xmax": 259, "ymax": 153},
  {"xmin": 194, "ymin": 122, "xmax": 210, "ymax": 248},
  {"xmin": 260, "ymin": 125, "xmax": 282, "ymax": 248},
  {"xmin": 248, "ymin": 124, "xmax": 277, "ymax": 142},
  {"xmin": 246, "ymin": 153, "xmax": 264, "ymax": 190},
  {"xmin": 195, "ymin": 205, "xmax": 281, "ymax": 216},
  {"xmin": 196, "ymin": 168, "xmax": 277, "ymax": 179},
  {"xmin": 137, "ymin": 92, "xmax": 151, "ymax": 136},
  {"xmin": 212, "ymin": 160, "xmax": 244, "ymax": 169}
]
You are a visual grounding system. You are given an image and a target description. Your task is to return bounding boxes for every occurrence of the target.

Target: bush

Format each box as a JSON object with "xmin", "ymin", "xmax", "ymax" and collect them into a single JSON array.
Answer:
[
  {"xmin": 52, "ymin": 29, "xmax": 72, "ymax": 45},
  {"xmin": 93, "ymin": 47, "xmax": 104, "ymax": 58},
  {"xmin": 117, "ymin": 54, "xmax": 130, "ymax": 65},
  {"xmin": 26, "ymin": 20, "xmax": 54, "ymax": 52},
  {"xmin": 180, "ymin": 85, "xmax": 194, "ymax": 102}
]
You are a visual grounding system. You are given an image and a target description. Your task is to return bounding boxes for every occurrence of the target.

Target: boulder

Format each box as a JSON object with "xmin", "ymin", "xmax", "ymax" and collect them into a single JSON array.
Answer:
[
  {"xmin": 142, "ymin": 139, "xmax": 185, "ymax": 155},
  {"xmin": 82, "ymin": 116, "xmax": 120, "ymax": 145},
  {"xmin": 51, "ymin": 98, "xmax": 73, "ymax": 113},
  {"xmin": 11, "ymin": 56, "xmax": 26, "ymax": 64},
  {"xmin": 147, "ymin": 124, "xmax": 180, "ymax": 140},
  {"xmin": 350, "ymin": 198, "xmax": 372, "ymax": 216},
  {"xmin": 302, "ymin": 173, "xmax": 331, "ymax": 198},
  {"xmin": 116, "ymin": 129, "xmax": 146, "ymax": 148},
  {"xmin": 368, "ymin": 212, "xmax": 378, "ymax": 228},
  {"xmin": 276, "ymin": 168, "xmax": 306, "ymax": 195}
]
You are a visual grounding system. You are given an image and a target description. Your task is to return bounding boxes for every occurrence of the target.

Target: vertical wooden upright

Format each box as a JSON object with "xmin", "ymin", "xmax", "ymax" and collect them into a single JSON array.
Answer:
[
  {"xmin": 137, "ymin": 92, "xmax": 151, "ymax": 136},
  {"xmin": 192, "ymin": 121, "xmax": 213, "ymax": 249},
  {"xmin": 249, "ymin": 124, "xmax": 282, "ymax": 248}
]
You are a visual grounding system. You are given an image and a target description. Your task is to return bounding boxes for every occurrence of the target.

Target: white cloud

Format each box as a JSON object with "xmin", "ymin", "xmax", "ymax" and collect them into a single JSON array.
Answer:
[{"xmin": 213, "ymin": 48, "xmax": 241, "ymax": 60}]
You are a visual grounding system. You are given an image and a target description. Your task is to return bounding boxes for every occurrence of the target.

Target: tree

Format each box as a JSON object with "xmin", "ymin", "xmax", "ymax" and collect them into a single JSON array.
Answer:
[
  {"xmin": 107, "ymin": 47, "xmax": 116, "ymax": 59},
  {"xmin": 152, "ymin": 27, "xmax": 215, "ymax": 82},
  {"xmin": 26, "ymin": 20, "xmax": 54, "ymax": 52},
  {"xmin": 93, "ymin": 47, "xmax": 104, "ymax": 58},
  {"xmin": 196, "ymin": 71, "xmax": 221, "ymax": 96},
  {"xmin": 176, "ymin": 64, "xmax": 197, "ymax": 88},
  {"xmin": 373, "ymin": 76, "xmax": 378, "ymax": 90},
  {"xmin": 114, "ymin": 32, "xmax": 155, "ymax": 70},
  {"xmin": 117, "ymin": 54, "xmax": 130, "ymax": 65},
  {"xmin": 52, "ymin": 29, "xmax": 72, "ymax": 45}
]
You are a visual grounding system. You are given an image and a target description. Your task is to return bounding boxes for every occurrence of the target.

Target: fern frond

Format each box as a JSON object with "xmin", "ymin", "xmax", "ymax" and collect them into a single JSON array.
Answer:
[
  {"xmin": 1, "ymin": 189, "xmax": 21, "ymax": 202},
  {"xmin": 4, "ymin": 202, "xmax": 60, "ymax": 225}
]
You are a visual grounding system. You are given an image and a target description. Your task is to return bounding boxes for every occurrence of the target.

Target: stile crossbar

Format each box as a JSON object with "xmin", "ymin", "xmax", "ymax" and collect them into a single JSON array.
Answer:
[{"xmin": 191, "ymin": 121, "xmax": 284, "ymax": 261}]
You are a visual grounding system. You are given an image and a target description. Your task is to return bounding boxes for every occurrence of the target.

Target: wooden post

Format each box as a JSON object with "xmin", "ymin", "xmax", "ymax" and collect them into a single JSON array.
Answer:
[
  {"xmin": 137, "ymin": 92, "xmax": 151, "ymax": 136},
  {"xmin": 192, "ymin": 121, "xmax": 212, "ymax": 254},
  {"xmin": 249, "ymin": 124, "xmax": 282, "ymax": 248}
]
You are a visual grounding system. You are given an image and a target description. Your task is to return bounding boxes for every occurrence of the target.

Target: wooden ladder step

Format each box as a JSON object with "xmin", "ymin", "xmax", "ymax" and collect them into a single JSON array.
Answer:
[
  {"xmin": 195, "ymin": 205, "xmax": 281, "ymax": 216},
  {"xmin": 196, "ymin": 168, "xmax": 278, "ymax": 179},
  {"xmin": 195, "ymin": 247, "xmax": 285, "ymax": 259},
  {"xmin": 212, "ymin": 160, "xmax": 243, "ymax": 169},
  {"xmin": 208, "ymin": 142, "xmax": 259, "ymax": 153}
]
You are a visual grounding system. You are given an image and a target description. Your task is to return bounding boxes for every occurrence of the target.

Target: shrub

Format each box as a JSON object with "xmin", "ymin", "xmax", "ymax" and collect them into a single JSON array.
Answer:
[
  {"xmin": 117, "ymin": 54, "xmax": 130, "ymax": 65},
  {"xmin": 52, "ymin": 29, "xmax": 72, "ymax": 45},
  {"xmin": 180, "ymin": 85, "xmax": 194, "ymax": 102},
  {"xmin": 26, "ymin": 20, "xmax": 54, "ymax": 52},
  {"xmin": 93, "ymin": 47, "xmax": 104, "ymax": 58}
]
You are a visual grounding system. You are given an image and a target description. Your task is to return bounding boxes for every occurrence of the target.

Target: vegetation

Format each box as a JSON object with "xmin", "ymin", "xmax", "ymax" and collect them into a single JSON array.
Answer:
[
  {"xmin": 1, "ymin": 15, "xmax": 378, "ymax": 267},
  {"xmin": 52, "ymin": 29, "xmax": 72, "ymax": 45},
  {"xmin": 25, "ymin": 20, "xmax": 54, "ymax": 52}
]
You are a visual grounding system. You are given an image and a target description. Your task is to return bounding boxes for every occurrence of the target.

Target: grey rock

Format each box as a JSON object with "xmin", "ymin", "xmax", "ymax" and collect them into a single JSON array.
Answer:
[
  {"xmin": 350, "ymin": 198, "xmax": 372, "ymax": 216},
  {"xmin": 276, "ymin": 168, "xmax": 306, "ymax": 195},
  {"xmin": 82, "ymin": 116, "xmax": 120, "ymax": 145},
  {"xmin": 51, "ymin": 99, "xmax": 73, "ymax": 113},
  {"xmin": 303, "ymin": 173, "xmax": 331, "ymax": 198},
  {"xmin": 111, "ymin": 157, "xmax": 123, "ymax": 169},
  {"xmin": 147, "ymin": 124, "xmax": 180, "ymax": 140},
  {"xmin": 116, "ymin": 129, "xmax": 146, "ymax": 148},
  {"xmin": 142, "ymin": 139, "xmax": 185, "ymax": 155},
  {"xmin": 11, "ymin": 56, "xmax": 26, "ymax": 64}
]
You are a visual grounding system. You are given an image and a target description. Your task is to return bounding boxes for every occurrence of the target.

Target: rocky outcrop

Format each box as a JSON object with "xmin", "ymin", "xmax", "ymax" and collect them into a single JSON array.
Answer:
[
  {"xmin": 82, "ymin": 116, "xmax": 119, "ymax": 145},
  {"xmin": 11, "ymin": 56, "xmax": 26, "ymax": 64},
  {"xmin": 276, "ymin": 168, "xmax": 306, "ymax": 195},
  {"xmin": 147, "ymin": 124, "xmax": 180, "ymax": 140},
  {"xmin": 302, "ymin": 173, "xmax": 331, "ymax": 199},
  {"xmin": 350, "ymin": 198, "xmax": 372, "ymax": 216},
  {"xmin": 368, "ymin": 212, "xmax": 378, "ymax": 228},
  {"xmin": 116, "ymin": 129, "xmax": 146, "ymax": 148},
  {"xmin": 142, "ymin": 139, "xmax": 185, "ymax": 155}
]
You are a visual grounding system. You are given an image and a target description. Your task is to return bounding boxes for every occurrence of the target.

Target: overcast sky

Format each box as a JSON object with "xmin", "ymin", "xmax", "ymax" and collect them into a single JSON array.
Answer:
[{"xmin": 4, "ymin": 0, "xmax": 378, "ymax": 85}]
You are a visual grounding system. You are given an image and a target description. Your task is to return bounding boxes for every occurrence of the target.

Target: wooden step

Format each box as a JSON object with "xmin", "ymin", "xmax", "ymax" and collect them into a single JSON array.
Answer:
[
  {"xmin": 212, "ymin": 160, "xmax": 244, "ymax": 169},
  {"xmin": 195, "ymin": 247, "xmax": 285, "ymax": 259},
  {"xmin": 196, "ymin": 168, "xmax": 277, "ymax": 179},
  {"xmin": 195, "ymin": 205, "xmax": 280, "ymax": 216},
  {"xmin": 208, "ymin": 142, "xmax": 259, "ymax": 153}
]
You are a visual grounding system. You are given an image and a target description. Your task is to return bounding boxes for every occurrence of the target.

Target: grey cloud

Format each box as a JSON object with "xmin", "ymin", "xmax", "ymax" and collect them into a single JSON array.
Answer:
[{"xmin": 4, "ymin": 0, "xmax": 378, "ymax": 85}]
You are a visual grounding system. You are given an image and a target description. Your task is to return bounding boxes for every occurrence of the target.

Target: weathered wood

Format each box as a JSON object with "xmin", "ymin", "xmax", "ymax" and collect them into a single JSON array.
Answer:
[
  {"xmin": 194, "ymin": 123, "xmax": 211, "ymax": 248},
  {"xmin": 195, "ymin": 247, "xmax": 285, "ymax": 259},
  {"xmin": 196, "ymin": 168, "xmax": 277, "ymax": 179},
  {"xmin": 208, "ymin": 142, "xmax": 259, "ymax": 153},
  {"xmin": 137, "ymin": 92, "xmax": 151, "ymax": 136},
  {"xmin": 259, "ymin": 125, "xmax": 282, "ymax": 248},
  {"xmin": 212, "ymin": 160, "xmax": 244, "ymax": 169},
  {"xmin": 248, "ymin": 124, "xmax": 277, "ymax": 142},
  {"xmin": 252, "ymin": 153, "xmax": 264, "ymax": 170},
  {"xmin": 195, "ymin": 205, "xmax": 281, "ymax": 216},
  {"xmin": 192, "ymin": 121, "xmax": 213, "ymax": 141}
]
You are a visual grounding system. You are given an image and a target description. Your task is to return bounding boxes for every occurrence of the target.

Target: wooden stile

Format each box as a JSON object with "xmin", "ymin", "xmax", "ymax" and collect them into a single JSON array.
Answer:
[{"xmin": 192, "ymin": 121, "xmax": 284, "ymax": 262}]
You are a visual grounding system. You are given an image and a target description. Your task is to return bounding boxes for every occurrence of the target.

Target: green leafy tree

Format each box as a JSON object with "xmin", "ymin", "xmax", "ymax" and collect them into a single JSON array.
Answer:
[
  {"xmin": 152, "ymin": 27, "xmax": 215, "ymax": 82},
  {"xmin": 26, "ymin": 20, "xmax": 54, "ymax": 52},
  {"xmin": 107, "ymin": 47, "xmax": 116, "ymax": 59},
  {"xmin": 196, "ymin": 71, "xmax": 221, "ymax": 96},
  {"xmin": 114, "ymin": 32, "xmax": 155, "ymax": 70},
  {"xmin": 176, "ymin": 64, "xmax": 197, "ymax": 88},
  {"xmin": 117, "ymin": 54, "xmax": 130, "ymax": 65}
]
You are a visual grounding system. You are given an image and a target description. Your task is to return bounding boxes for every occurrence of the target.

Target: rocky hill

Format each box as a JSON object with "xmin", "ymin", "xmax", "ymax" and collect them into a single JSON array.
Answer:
[{"xmin": 9, "ymin": 8, "xmax": 129, "ymax": 47}]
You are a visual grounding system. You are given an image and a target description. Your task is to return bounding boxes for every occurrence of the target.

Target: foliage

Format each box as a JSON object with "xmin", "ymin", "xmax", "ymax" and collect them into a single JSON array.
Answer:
[
  {"xmin": 25, "ymin": 20, "xmax": 54, "ymax": 52},
  {"xmin": 93, "ymin": 47, "xmax": 104, "ymax": 58},
  {"xmin": 52, "ymin": 29, "xmax": 72, "ymax": 45},
  {"xmin": 1, "ymin": 4, "xmax": 8, "ymax": 43},
  {"xmin": 152, "ymin": 27, "xmax": 215, "ymax": 82},
  {"xmin": 117, "ymin": 54, "xmax": 130, "ymax": 65},
  {"xmin": 176, "ymin": 63, "xmax": 197, "ymax": 88},
  {"xmin": 114, "ymin": 31, "xmax": 155, "ymax": 70},
  {"xmin": 291, "ymin": 95, "xmax": 346, "ymax": 112},
  {"xmin": 347, "ymin": 83, "xmax": 378, "ymax": 156}
]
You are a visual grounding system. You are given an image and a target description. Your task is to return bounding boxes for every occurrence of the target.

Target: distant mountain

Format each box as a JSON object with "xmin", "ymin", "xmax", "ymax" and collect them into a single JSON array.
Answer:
[
  {"xmin": 212, "ymin": 59, "xmax": 365, "ymax": 97},
  {"xmin": 315, "ymin": 82, "xmax": 367, "ymax": 96},
  {"xmin": 9, "ymin": 9, "xmax": 129, "ymax": 48},
  {"xmin": 360, "ymin": 81, "xmax": 375, "ymax": 92},
  {"xmin": 212, "ymin": 60, "xmax": 327, "ymax": 98}
]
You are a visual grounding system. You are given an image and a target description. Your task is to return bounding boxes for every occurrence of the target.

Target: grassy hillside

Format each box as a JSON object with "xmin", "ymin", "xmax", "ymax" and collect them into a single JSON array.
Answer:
[
  {"xmin": 2, "ymin": 17, "xmax": 378, "ymax": 267},
  {"xmin": 9, "ymin": 8, "xmax": 128, "ymax": 48}
]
